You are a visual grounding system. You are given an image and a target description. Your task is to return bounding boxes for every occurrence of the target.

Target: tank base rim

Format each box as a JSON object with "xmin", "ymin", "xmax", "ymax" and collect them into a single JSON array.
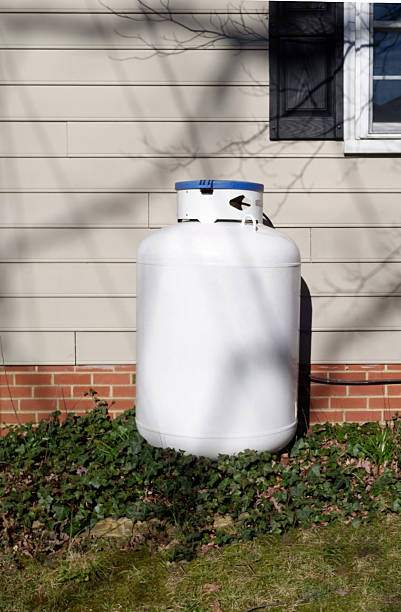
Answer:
[
  {"xmin": 136, "ymin": 420, "xmax": 297, "ymax": 459},
  {"xmin": 136, "ymin": 419, "xmax": 297, "ymax": 440}
]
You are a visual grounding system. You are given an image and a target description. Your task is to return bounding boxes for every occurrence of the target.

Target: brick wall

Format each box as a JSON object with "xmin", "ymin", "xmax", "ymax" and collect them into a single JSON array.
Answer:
[
  {"xmin": 310, "ymin": 364, "xmax": 401, "ymax": 424},
  {"xmin": 1, "ymin": 363, "xmax": 401, "ymax": 431},
  {"xmin": 0, "ymin": 365, "xmax": 136, "ymax": 430}
]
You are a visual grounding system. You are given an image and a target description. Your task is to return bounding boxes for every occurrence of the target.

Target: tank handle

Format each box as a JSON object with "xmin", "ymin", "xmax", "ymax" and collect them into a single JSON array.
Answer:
[{"xmin": 241, "ymin": 214, "xmax": 257, "ymax": 231}]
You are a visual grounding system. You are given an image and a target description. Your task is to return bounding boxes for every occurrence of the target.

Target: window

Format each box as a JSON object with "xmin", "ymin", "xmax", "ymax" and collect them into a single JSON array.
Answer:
[
  {"xmin": 345, "ymin": 2, "xmax": 401, "ymax": 153},
  {"xmin": 269, "ymin": 2, "xmax": 401, "ymax": 153}
]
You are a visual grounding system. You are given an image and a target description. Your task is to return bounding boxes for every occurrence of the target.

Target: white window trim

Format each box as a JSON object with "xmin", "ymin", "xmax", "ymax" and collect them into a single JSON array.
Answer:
[{"xmin": 344, "ymin": 2, "xmax": 401, "ymax": 154}]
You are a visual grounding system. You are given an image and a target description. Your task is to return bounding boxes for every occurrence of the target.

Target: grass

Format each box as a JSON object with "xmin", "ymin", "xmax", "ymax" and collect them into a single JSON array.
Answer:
[{"xmin": 2, "ymin": 514, "xmax": 401, "ymax": 611}]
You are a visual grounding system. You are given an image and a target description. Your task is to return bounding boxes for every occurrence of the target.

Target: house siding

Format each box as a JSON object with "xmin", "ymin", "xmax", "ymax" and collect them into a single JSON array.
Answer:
[{"xmin": 0, "ymin": 0, "xmax": 400, "ymax": 427}]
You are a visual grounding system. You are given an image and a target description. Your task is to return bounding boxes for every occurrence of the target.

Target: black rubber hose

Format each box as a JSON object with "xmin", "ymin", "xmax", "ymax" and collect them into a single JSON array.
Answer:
[{"xmin": 310, "ymin": 375, "xmax": 401, "ymax": 386}]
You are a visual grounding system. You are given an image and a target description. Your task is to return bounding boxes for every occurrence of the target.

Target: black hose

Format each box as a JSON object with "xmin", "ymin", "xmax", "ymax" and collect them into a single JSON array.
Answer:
[{"xmin": 310, "ymin": 375, "xmax": 401, "ymax": 386}]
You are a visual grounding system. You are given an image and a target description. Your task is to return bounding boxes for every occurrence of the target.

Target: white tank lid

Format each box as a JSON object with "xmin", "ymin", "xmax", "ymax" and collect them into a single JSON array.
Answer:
[{"xmin": 175, "ymin": 179, "xmax": 264, "ymax": 223}]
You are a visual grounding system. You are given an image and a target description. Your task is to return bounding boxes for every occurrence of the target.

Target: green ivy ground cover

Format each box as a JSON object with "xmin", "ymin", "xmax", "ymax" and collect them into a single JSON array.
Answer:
[{"xmin": 1, "ymin": 391, "xmax": 401, "ymax": 563}]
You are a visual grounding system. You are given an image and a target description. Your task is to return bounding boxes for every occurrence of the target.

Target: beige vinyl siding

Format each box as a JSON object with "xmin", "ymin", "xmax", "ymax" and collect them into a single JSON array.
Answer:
[
  {"xmin": 0, "ymin": 123, "xmax": 67, "ymax": 156},
  {"xmin": 5, "ymin": 159, "xmax": 401, "ymax": 191},
  {"xmin": 268, "ymin": 192, "xmax": 401, "ymax": 226},
  {"xmin": 68, "ymin": 122, "xmax": 273, "ymax": 157},
  {"xmin": 0, "ymin": 193, "xmax": 148, "ymax": 226},
  {"xmin": 307, "ymin": 331, "xmax": 401, "ymax": 364},
  {"xmin": 0, "ymin": 50, "xmax": 268, "ymax": 84},
  {"xmin": 311, "ymin": 297, "xmax": 401, "ymax": 331},
  {"xmin": 301, "ymin": 263, "xmax": 401, "ymax": 296},
  {"xmin": 2, "ymin": 158, "xmax": 401, "ymax": 190},
  {"xmin": 0, "ymin": 1, "xmax": 266, "ymax": 11},
  {"xmin": 0, "ymin": 13, "xmax": 268, "ymax": 49},
  {"xmin": 0, "ymin": 332, "xmax": 75, "ymax": 364},
  {"xmin": 76, "ymin": 332, "xmax": 136, "ymax": 364},
  {"xmin": 311, "ymin": 229, "xmax": 401, "ymax": 262},
  {"xmin": 0, "ymin": 297, "xmax": 136, "ymax": 329},
  {"xmin": 0, "ymin": 229, "xmax": 150, "ymax": 261},
  {"xmin": 0, "ymin": 1, "xmax": 399, "ymax": 365},
  {"xmin": 0, "ymin": 86, "xmax": 267, "ymax": 120},
  {"xmin": 0, "ymin": 263, "xmax": 136, "ymax": 295}
]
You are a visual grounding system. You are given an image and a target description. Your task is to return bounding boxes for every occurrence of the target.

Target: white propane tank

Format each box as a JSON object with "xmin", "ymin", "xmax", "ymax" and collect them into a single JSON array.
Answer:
[{"xmin": 136, "ymin": 180, "xmax": 301, "ymax": 459}]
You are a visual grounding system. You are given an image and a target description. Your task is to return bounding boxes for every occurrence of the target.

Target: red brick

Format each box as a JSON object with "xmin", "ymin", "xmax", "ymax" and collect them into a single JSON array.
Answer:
[
  {"xmin": 62, "ymin": 398, "xmax": 94, "ymax": 411},
  {"xmin": 76, "ymin": 366, "xmax": 115, "ymax": 372},
  {"xmin": 54, "ymin": 373, "xmax": 91, "ymax": 384},
  {"xmin": 15, "ymin": 373, "xmax": 52, "ymax": 385},
  {"xmin": 329, "ymin": 372, "xmax": 367, "ymax": 381},
  {"xmin": 110, "ymin": 399, "xmax": 134, "ymax": 411},
  {"xmin": 310, "ymin": 411, "xmax": 344, "ymax": 424},
  {"xmin": 0, "ymin": 412, "xmax": 36, "ymax": 425},
  {"xmin": 348, "ymin": 364, "xmax": 385, "ymax": 371},
  {"xmin": 310, "ymin": 398, "xmax": 329, "ymax": 411},
  {"xmin": 115, "ymin": 365, "xmax": 136, "ymax": 372},
  {"xmin": 19, "ymin": 399, "xmax": 58, "ymax": 412},
  {"xmin": 367, "ymin": 372, "xmax": 401, "ymax": 381},
  {"xmin": 349, "ymin": 385, "xmax": 385, "ymax": 396},
  {"xmin": 387, "ymin": 385, "xmax": 401, "ymax": 396},
  {"xmin": 387, "ymin": 365, "xmax": 401, "ymax": 371},
  {"xmin": 370, "ymin": 397, "xmax": 401, "ymax": 410},
  {"xmin": 310, "ymin": 384, "xmax": 347, "ymax": 397},
  {"xmin": 0, "ymin": 399, "xmax": 19, "ymax": 411},
  {"xmin": 93, "ymin": 373, "xmax": 130, "ymax": 384},
  {"xmin": 5, "ymin": 366, "xmax": 36, "ymax": 372},
  {"xmin": 37, "ymin": 366, "xmax": 75, "ymax": 372},
  {"xmin": 0, "ymin": 386, "xmax": 32, "ymax": 398},
  {"xmin": 34, "ymin": 386, "xmax": 71, "ymax": 398},
  {"xmin": 345, "ymin": 410, "xmax": 382, "ymax": 422},
  {"xmin": 112, "ymin": 385, "xmax": 136, "ymax": 398},
  {"xmin": 0, "ymin": 374, "xmax": 14, "ymax": 385},
  {"xmin": 58, "ymin": 396, "xmax": 73, "ymax": 412},
  {"xmin": 72, "ymin": 385, "xmax": 110, "ymax": 397},
  {"xmin": 331, "ymin": 397, "xmax": 367, "ymax": 410},
  {"xmin": 311, "ymin": 364, "xmax": 346, "ymax": 371}
]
